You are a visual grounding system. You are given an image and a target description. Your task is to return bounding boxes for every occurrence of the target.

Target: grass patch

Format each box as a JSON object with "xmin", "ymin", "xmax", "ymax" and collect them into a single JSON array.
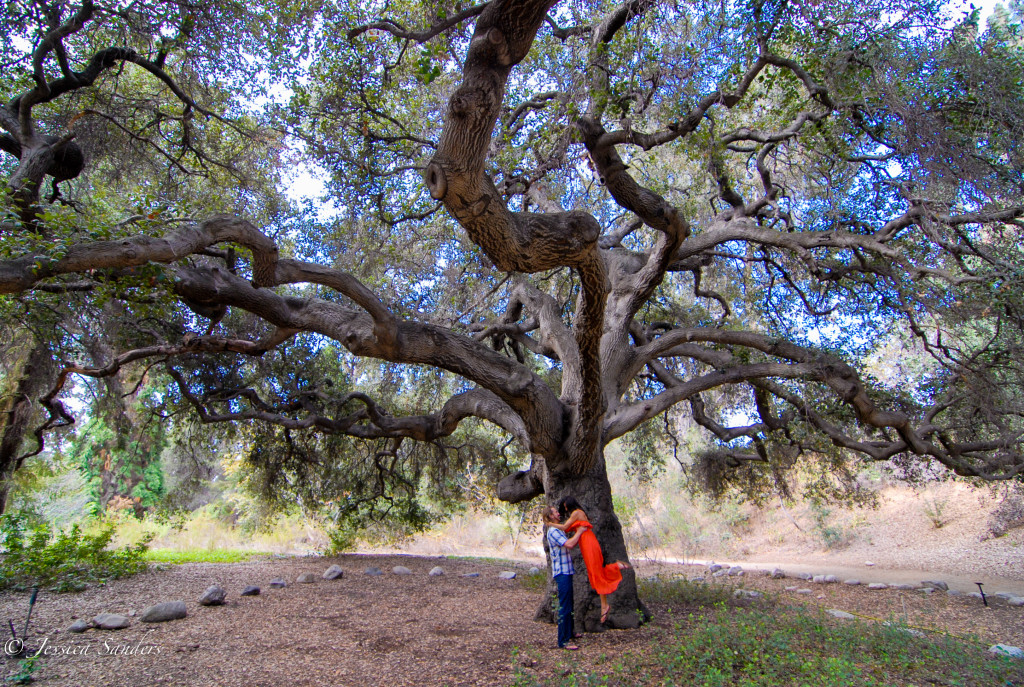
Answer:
[
  {"xmin": 143, "ymin": 548, "xmax": 268, "ymax": 564},
  {"xmin": 514, "ymin": 580, "xmax": 1024, "ymax": 686},
  {"xmin": 519, "ymin": 570, "xmax": 547, "ymax": 591},
  {"xmin": 637, "ymin": 575, "xmax": 738, "ymax": 608}
]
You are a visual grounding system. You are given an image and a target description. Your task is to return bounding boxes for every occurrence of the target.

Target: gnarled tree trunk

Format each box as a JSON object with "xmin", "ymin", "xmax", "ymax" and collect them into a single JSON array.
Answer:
[
  {"xmin": 532, "ymin": 448, "xmax": 651, "ymax": 632},
  {"xmin": 0, "ymin": 338, "xmax": 54, "ymax": 512}
]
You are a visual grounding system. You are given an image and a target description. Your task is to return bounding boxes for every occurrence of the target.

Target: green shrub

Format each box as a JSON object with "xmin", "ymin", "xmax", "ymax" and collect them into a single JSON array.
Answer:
[{"xmin": 0, "ymin": 515, "xmax": 151, "ymax": 592}]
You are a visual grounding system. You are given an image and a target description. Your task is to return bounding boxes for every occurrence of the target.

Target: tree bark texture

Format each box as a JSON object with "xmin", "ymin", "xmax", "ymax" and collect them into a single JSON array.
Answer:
[
  {"xmin": 541, "ymin": 449, "xmax": 651, "ymax": 631},
  {"xmin": 0, "ymin": 339, "xmax": 54, "ymax": 512}
]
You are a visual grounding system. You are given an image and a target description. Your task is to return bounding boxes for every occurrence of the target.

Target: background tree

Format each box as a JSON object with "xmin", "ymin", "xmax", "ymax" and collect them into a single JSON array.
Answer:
[{"xmin": 2, "ymin": 0, "xmax": 1023, "ymax": 630}]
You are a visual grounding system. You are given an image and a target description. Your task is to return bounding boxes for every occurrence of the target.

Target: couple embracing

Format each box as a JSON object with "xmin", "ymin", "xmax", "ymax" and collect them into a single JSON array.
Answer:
[{"xmin": 543, "ymin": 496, "xmax": 631, "ymax": 650}]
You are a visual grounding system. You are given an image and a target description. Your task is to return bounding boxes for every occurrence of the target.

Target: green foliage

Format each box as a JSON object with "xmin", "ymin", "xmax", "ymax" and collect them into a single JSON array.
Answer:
[
  {"xmin": 922, "ymin": 492, "xmax": 950, "ymax": 529},
  {"xmin": 6, "ymin": 653, "xmax": 41, "ymax": 685},
  {"xmin": 809, "ymin": 505, "xmax": 853, "ymax": 550},
  {"xmin": 513, "ymin": 603, "xmax": 1024, "ymax": 686},
  {"xmin": 0, "ymin": 515, "xmax": 150, "ymax": 592},
  {"xmin": 68, "ymin": 386, "xmax": 171, "ymax": 515}
]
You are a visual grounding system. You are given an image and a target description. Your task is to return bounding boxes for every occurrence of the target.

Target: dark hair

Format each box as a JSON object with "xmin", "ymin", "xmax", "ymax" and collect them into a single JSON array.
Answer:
[{"xmin": 558, "ymin": 496, "xmax": 583, "ymax": 521}]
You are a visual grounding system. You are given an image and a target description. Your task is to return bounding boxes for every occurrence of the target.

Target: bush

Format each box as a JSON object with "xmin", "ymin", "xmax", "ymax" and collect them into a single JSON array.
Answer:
[{"xmin": 0, "ymin": 515, "xmax": 151, "ymax": 592}]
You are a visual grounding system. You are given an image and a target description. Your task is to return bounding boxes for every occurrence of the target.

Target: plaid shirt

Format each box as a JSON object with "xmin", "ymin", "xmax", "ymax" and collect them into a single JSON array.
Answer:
[{"xmin": 546, "ymin": 527, "xmax": 575, "ymax": 576}]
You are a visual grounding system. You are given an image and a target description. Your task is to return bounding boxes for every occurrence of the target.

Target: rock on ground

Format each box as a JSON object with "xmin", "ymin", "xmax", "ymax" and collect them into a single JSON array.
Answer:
[
  {"xmin": 139, "ymin": 601, "xmax": 187, "ymax": 623},
  {"xmin": 296, "ymin": 573, "xmax": 317, "ymax": 584},
  {"xmin": 498, "ymin": 571, "xmax": 516, "ymax": 580},
  {"xmin": 199, "ymin": 586, "xmax": 226, "ymax": 606},
  {"xmin": 393, "ymin": 566, "xmax": 413, "ymax": 575},
  {"xmin": 826, "ymin": 609, "xmax": 856, "ymax": 620},
  {"xmin": 91, "ymin": 613, "xmax": 130, "ymax": 630},
  {"xmin": 429, "ymin": 567, "xmax": 444, "ymax": 576},
  {"xmin": 989, "ymin": 644, "xmax": 1024, "ymax": 659},
  {"xmin": 269, "ymin": 578, "xmax": 287, "ymax": 588},
  {"xmin": 323, "ymin": 565, "xmax": 344, "ymax": 580},
  {"xmin": 240, "ymin": 586, "xmax": 260, "ymax": 596},
  {"xmin": 67, "ymin": 619, "xmax": 90, "ymax": 633}
]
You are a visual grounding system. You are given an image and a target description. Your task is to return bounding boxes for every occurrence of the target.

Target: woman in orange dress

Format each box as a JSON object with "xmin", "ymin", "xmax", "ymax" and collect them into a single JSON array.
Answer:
[{"xmin": 547, "ymin": 496, "xmax": 631, "ymax": 624}]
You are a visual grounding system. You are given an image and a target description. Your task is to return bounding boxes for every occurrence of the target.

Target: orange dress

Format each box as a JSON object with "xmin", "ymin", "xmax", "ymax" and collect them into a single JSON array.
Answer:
[{"xmin": 566, "ymin": 518, "xmax": 622, "ymax": 595}]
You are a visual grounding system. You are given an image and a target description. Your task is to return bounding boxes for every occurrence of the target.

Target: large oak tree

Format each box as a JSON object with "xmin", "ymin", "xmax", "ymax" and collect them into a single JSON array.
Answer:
[{"xmin": 2, "ymin": 0, "xmax": 1023, "ymax": 629}]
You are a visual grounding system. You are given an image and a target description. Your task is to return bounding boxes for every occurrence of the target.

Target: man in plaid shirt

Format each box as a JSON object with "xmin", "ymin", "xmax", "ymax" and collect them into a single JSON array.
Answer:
[{"xmin": 544, "ymin": 505, "xmax": 585, "ymax": 649}]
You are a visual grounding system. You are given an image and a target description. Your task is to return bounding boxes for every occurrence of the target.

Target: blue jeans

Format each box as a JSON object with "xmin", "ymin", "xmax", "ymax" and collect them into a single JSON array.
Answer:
[{"xmin": 554, "ymin": 573, "xmax": 574, "ymax": 647}]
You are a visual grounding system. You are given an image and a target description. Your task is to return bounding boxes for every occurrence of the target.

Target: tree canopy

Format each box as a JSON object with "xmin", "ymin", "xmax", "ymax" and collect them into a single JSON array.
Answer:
[{"xmin": 1, "ymin": 0, "xmax": 1023, "ymax": 600}]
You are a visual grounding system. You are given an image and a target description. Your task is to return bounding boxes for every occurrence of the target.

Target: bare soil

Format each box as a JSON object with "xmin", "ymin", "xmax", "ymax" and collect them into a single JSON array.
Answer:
[{"xmin": 0, "ymin": 554, "xmax": 1020, "ymax": 686}]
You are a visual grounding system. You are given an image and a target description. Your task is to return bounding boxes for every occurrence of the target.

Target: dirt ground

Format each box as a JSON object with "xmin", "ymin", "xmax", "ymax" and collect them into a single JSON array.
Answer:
[{"xmin": 0, "ymin": 554, "xmax": 1020, "ymax": 687}]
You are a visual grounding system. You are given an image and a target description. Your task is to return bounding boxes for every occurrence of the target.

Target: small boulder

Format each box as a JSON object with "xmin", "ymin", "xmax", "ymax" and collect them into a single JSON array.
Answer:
[
  {"xmin": 393, "ymin": 566, "xmax": 413, "ymax": 575},
  {"xmin": 498, "ymin": 571, "xmax": 517, "ymax": 580},
  {"xmin": 796, "ymin": 588, "xmax": 813, "ymax": 595},
  {"xmin": 428, "ymin": 566, "xmax": 444, "ymax": 576},
  {"xmin": 323, "ymin": 565, "xmax": 344, "ymax": 580},
  {"xmin": 269, "ymin": 578, "xmax": 288, "ymax": 588},
  {"xmin": 461, "ymin": 572, "xmax": 480, "ymax": 578},
  {"xmin": 826, "ymin": 609, "xmax": 855, "ymax": 620},
  {"xmin": 796, "ymin": 572, "xmax": 813, "ymax": 581},
  {"xmin": 843, "ymin": 579, "xmax": 861, "ymax": 586},
  {"xmin": 922, "ymin": 580, "xmax": 948, "ymax": 591},
  {"xmin": 867, "ymin": 583, "xmax": 888, "ymax": 590},
  {"xmin": 989, "ymin": 644, "xmax": 1024, "ymax": 659},
  {"xmin": 691, "ymin": 576, "xmax": 705, "ymax": 583},
  {"xmin": 893, "ymin": 584, "xmax": 918, "ymax": 591},
  {"xmin": 920, "ymin": 587, "xmax": 935, "ymax": 595},
  {"xmin": 296, "ymin": 573, "xmax": 317, "ymax": 584},
  {"xmin": 708, "ymin": 563, "xmax": 724, "ymax": 573},
  {"xmin": 713, "ymin": 570, "xmax": 727, "ymax": 577},
  {"xmin": 240, "ymin": 586, "xmax": 260, "ymax": 596},
  {"xmin": 812, "ymin": 575, "xmax": 827, "ymax": 584},
  {"xmin": 727, "ymin": 566, "xmax": 743, "ymax": 576},
  {"xmin": 199, "ymin": 585, "xmax": 226, "ymax": 606},
  {"xmin": 771, "ymin": 568, "xmax": 785, "ymax": 579},
  {"xmin": 92, "ymin": 613, "xmax": 130, "ymax": 630},
  {"xmin": 67, "ymin": 619, "xmax": 90, "ymax": 634},
  {"xmin": 139, "ymin": 601, "xmax": 187, "ymax": 624},
  {"xmin": 823, "ymin": 575, "xmax": 838, "ymax": 583},
  {"xmin": 994, "ymin": 591, "xmax": 1016, "ymax": 600},
  {"xmin": 365, "ymin": 567, "xmax": 383, "ymax": 576},
  {"xmin": 785, "ymin": 585, "xmax": 799, "ymax": 591},
  {"xmin": 528, "ymin": 567, "xmax": 540, "ymax": 575},
  {"xmin": 1007, "ymin": 597, "xmax": 1024, "ymax": 607},
  {"xmin": 864, "ymin": 561, "xmax": 875, "ymax": 566},
  {"xmin": 946, "ymin": 589, "xmax": 963, "ymax": 597}
]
